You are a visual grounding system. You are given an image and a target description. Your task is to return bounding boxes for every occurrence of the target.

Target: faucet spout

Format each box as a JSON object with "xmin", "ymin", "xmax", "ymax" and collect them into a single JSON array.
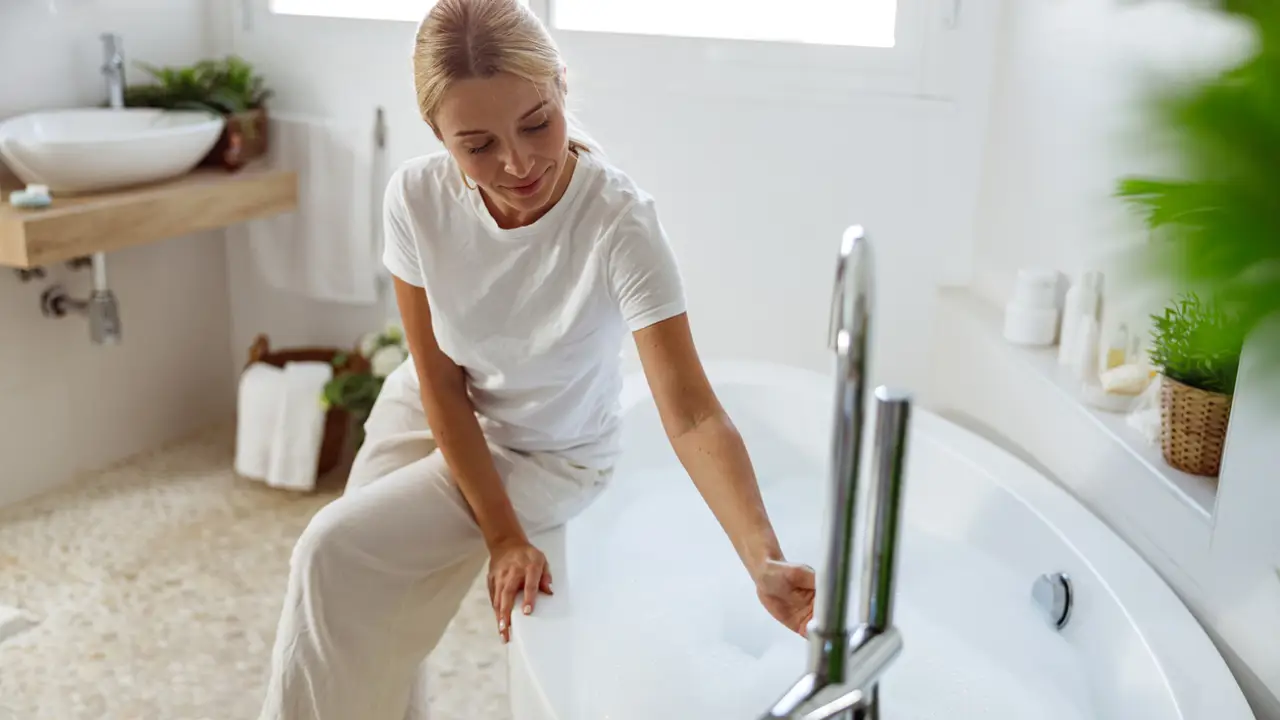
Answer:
[
  {"xmin": 101, "ymin": 33, "xmax": 126, "ymax": 110},
  {"xmin": 761, "ymin": 226, "xmax": 913, "ymax": 720},
  {"xmin": 828, "ymin": 226, "xmax": 873, "ymax": 352},
  {"xmin": 811, "ymin": 225, "xmax": 874, "ymax": 674}
]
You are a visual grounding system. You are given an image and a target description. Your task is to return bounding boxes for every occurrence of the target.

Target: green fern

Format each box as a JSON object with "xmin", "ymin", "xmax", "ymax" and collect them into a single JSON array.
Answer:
[
  {"xmin": 1149, "ymin": 293, "xmax": 1242, "ymax": 394},
  {"xmin": 123, "ymin": 55, "xmax": 273, "ymax": 116}
]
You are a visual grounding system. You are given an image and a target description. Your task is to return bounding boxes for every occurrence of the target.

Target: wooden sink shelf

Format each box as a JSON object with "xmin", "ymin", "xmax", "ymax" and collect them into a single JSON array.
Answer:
[{"xmin": 0, "ymin": 165, "xmax": 298, "ymax": 269}]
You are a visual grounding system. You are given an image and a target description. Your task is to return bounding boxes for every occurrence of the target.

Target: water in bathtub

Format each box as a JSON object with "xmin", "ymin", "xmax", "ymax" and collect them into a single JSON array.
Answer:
[{"xmin": 566, "ymin": 468, "xmax": 1096, "ymax": 719}]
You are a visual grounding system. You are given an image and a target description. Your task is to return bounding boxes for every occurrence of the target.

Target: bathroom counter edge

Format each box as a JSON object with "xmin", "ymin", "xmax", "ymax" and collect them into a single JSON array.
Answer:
[{"xmin": 0, "ymin": 165, "xmax": 297, "ymax": 269}]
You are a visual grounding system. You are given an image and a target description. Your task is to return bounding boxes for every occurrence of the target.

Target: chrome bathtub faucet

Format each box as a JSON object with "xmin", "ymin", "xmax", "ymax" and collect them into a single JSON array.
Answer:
[{"xmin": 761, "ymin": 226, "xmax": 913, "ymax": 720}]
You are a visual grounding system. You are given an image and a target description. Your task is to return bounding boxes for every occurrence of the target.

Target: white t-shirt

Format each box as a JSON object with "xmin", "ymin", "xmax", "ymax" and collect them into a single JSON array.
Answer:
[{"xmin": 382, "ymin": 149, "xmax": 686, "ymax": 467}]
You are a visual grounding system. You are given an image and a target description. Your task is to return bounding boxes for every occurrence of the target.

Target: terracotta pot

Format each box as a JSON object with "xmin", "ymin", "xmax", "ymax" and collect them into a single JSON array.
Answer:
[
  {"xmin": 205, "ymin": 108, "xmax": 269, "ymax": 171},
  {"xmin": 1159, "ymin": 375, "xmax": 1233, "ymax": 478}
]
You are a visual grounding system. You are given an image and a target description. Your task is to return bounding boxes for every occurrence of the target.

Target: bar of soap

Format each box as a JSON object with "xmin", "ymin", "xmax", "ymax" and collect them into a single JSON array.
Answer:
[
  {"xmin": 8, "ymin": 186, "xmax": 52, "ymax": 209},
  {"xmin": 1100, "ymin": 364, "xmax": 1152, "ymax": 396}
]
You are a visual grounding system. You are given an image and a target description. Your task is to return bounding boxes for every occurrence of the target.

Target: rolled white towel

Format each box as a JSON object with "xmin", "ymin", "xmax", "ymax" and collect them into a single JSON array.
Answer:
[
  {"xmin": 266, "ymin": 360, "xmax": 334, "ymax": 493},
  {"xmin": 235, "ymin": 362, "xmax": 286, "ymax": 481}
]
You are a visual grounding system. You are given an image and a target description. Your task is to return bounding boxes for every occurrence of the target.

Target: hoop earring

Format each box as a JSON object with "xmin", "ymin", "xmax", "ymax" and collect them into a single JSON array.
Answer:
[{"xmin": 459, "ymin": 166, "xmax": 476, "ymax": 191}]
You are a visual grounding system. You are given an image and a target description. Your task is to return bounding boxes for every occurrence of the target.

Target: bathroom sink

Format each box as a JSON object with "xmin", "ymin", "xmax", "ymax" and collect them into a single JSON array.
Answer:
[{"xmin": 0, "ymin": 108, "xmax": 225, "ymax": 195}]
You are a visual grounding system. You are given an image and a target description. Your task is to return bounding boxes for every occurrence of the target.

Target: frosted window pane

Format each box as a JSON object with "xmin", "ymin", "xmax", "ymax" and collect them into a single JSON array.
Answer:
[
  {"xmin": 554, "ymin": 0, "xmax": 897, "ymax": 48},
  {"xmin": 270, "ymin": 0, "xmax": 527, "ymax": 22}
]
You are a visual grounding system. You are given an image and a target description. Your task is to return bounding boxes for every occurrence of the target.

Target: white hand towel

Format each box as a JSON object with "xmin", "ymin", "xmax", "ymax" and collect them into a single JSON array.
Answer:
[
  {"xmin": 266, "ymin": 360, "xmax": 334, "ymax": 493},
  {"xmin": 234, "ymin": 362, "xmax": 286, "ymax": 482},
  {"xmin": 235, "ymin": 113, "xmax": 381, "ymax": 305}
]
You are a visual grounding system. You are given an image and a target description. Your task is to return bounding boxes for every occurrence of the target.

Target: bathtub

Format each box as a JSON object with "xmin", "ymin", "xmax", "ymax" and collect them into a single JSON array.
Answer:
[{"xmin": 508, "ymin": 361, "xmax": 1253, "ymax": 719}]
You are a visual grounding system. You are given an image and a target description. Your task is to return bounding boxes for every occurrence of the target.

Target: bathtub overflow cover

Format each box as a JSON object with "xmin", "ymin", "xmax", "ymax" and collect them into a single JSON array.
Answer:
[{"xmin": 1031, "ymin": 572, "xmax": 1073, "ymax": 630}]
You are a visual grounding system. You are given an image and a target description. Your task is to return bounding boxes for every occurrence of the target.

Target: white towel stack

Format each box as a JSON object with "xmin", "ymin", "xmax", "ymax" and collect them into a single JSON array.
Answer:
[
  {"xmin": 234, "ymin": 363, "xmax": 285, "ymax": 480},
  {"xmin": 234, "ymin": 361, "xmax": 334, "ymax": 493}
]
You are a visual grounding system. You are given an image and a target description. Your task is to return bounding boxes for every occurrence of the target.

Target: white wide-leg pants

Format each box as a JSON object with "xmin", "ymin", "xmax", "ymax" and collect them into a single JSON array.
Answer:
[{"xmin": 258, "ymin": 365, "xmax": 610, "ymax": 720}]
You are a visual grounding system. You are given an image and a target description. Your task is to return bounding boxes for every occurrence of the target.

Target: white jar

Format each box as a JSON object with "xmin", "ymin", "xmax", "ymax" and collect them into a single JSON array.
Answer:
[{"xmin": 1003, "ymin": 268, "xmax": 1062, "ymax": 347}]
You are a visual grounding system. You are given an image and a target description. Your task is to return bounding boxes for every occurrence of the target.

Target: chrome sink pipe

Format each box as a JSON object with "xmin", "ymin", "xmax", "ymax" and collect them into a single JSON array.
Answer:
[{"xmin": 761, "ymin": 226, "xmax": 913, "ymax": 720}]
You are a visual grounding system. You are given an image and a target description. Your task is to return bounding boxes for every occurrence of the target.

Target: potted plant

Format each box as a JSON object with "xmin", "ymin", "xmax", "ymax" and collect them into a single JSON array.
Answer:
[
  {"xmin": 1147, "ymin": 293, "xmax": 1242, "ymax": 477},
  {"xmin": 123, "ymin": 55, "xmax": 274, "ymax": 170},
  {"xmin": 322, "ymin": 324, "xmax": 411, "ymax": 447}
]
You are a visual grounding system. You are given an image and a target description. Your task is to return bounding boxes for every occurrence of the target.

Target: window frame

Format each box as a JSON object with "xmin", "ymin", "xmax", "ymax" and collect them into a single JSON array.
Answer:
[{"xmin": 263, "ymin": 0, "xmax": 934, "ymax": 100}]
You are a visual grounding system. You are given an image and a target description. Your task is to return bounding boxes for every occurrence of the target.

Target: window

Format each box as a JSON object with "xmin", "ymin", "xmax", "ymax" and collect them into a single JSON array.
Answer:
[
  {"xmin": 269, "ymin": 0, "xmax": 895, "ymax": 48},
  {"xmin": 550, "ymin": 0, "xmax": 928, "ymax": 100},
  {"xmin": 268, "ymin": 0, "xmax": 529, "ymax": 22},
  {"xmin": 552, "ymin": 0, "xmax": 898, "ymax": 48},
  {"xmin": 269, "ymin": 0, "xmax": 431, "ymax": 21},
  {"xmin": 265, "ymin": 0, "xmax": 934, "ymax": 98}
]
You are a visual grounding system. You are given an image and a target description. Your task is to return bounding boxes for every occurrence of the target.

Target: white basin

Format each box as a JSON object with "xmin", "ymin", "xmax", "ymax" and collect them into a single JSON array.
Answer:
[{"xmin": 0, "ymin": 108, "xmax": 225, "ymax": 195}]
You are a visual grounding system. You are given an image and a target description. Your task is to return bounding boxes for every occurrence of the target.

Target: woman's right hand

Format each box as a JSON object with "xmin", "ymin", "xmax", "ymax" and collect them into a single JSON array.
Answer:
[
  {"xmin": 487, "ymin": 539, "xmax": 553, "ymax": 644},
  {"xmin": 395, "ymin": 275, "xmax": 554, "ymax": 643}
]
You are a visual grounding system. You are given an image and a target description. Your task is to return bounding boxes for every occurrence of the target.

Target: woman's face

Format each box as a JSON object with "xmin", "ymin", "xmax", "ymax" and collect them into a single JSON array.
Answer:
[{"xmin": 434, "ymin": 73, "xmax": 571, "ymax": 220}]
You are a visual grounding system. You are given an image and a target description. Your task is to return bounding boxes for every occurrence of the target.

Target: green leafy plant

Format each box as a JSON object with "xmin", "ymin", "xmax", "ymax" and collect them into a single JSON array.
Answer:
[
  {"xmin": 1115, "ymin": 1, "xmax": 1280, "ymax": 366},
  {"xmin": 1149, "ymin": 293, "xmax": 1242, "ymax": 395},
  {"xmin": 322, "ymin": 324, "xmax": 409, "ymax": 446},
  {"xmin": 123, "ymin": 55, "xmax": 273, "ymax": 116}
]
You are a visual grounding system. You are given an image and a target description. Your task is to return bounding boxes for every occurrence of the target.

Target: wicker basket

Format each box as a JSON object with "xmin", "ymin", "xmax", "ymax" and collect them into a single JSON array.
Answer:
[
  {"xmin": 245, "ymin": 334, "xmax": 368, "ymax": 479},
  {"xmin": 1159, "ymin": 376, "xmax": 1233, "ymax": 478}
]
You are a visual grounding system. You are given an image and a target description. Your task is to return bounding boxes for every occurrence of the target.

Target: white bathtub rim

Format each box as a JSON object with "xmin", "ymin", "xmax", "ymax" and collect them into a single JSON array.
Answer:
[
  {"xmin": 509, "ymin": 359, "xmax": 1252, "ymax": 719},
  {"xmin": 921, "ymin": 415, "xmax": 1250, "ymax": 718}
]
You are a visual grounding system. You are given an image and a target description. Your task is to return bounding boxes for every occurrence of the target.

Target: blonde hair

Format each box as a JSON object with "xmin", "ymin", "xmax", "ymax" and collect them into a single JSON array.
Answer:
[{"xmin": 413, "ymin": 0, "xmax": 597, "ymax": 154}]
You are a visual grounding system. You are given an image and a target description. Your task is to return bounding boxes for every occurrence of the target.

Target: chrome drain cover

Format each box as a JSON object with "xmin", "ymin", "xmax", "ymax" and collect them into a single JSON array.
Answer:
[{"xmin": 1031, "ymin": 573, "xmax": 1073, "ymax": 630}]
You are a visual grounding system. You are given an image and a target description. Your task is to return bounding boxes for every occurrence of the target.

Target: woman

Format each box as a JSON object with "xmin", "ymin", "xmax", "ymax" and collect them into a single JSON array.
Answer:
[{"xmin": 260, "ymin": 0, "xmax": 816, "ymax": 717}]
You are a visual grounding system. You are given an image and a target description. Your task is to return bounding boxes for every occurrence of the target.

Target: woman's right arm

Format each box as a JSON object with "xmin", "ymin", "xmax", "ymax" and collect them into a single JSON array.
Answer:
[
  {"xmin": 392, "ymin": 276, "xmax": 551, "ymax": 641},
  {"xmin": 393, "ymin": 276, "xmax": 526, "ymax": 550}
]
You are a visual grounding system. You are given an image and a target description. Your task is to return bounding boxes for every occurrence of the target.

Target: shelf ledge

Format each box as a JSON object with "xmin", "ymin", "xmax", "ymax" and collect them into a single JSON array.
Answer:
[
  {"xmin": 0, "ymin": 165, "xmax": 298, "ymax": 269},
  {"xmin": 938, "ymin": 287, "xmax": 1217, "ymax": 518}
]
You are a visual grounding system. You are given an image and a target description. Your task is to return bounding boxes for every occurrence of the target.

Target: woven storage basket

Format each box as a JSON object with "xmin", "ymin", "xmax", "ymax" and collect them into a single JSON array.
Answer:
[
  {"xmin": 1159, "ymin": 376, "xmax": 1232, "ymax": 478},
  {"xmin": 245, "ymin": 334, "xmax": 368, "ymax": 479}
]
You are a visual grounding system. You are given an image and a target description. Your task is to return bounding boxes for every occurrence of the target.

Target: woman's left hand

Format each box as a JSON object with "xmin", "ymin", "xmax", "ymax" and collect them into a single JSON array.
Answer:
[{"xmin": 755, "ymin": 559, "xmax": 816, "ymax": 637}]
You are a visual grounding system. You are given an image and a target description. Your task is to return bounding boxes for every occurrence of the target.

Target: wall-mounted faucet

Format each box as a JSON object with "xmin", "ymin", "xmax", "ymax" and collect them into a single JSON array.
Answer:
[
  {"xmin": 760, "ymin": 226, "xmax": 913, "ymax": 720},
  {"xmin": 101, "ymin": 32, "xmax": 126, "ymax": 111}
]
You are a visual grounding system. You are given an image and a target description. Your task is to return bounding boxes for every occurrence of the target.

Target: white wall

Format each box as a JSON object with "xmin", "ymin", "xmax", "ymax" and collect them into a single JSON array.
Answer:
[
  {"xmin": 969, "ymin": 1, "xmax": 1278, "ymax": 716},
  {"xmin": 0, "ymin": 0, "xmax": 236, "ymax": 508},
  {"xmin": 971, "ymin": 0, "xmax": 1251, "ymax": 323},
  {"xmin": 220, "ymin": 1, "xmax": 1005, "ymax": 393}
]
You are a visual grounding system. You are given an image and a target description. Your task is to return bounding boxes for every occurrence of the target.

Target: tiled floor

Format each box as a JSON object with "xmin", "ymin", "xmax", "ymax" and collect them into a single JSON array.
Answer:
[{"xmin": 0, "ymin": 427, "xmax": 509, "ymax": 720}]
